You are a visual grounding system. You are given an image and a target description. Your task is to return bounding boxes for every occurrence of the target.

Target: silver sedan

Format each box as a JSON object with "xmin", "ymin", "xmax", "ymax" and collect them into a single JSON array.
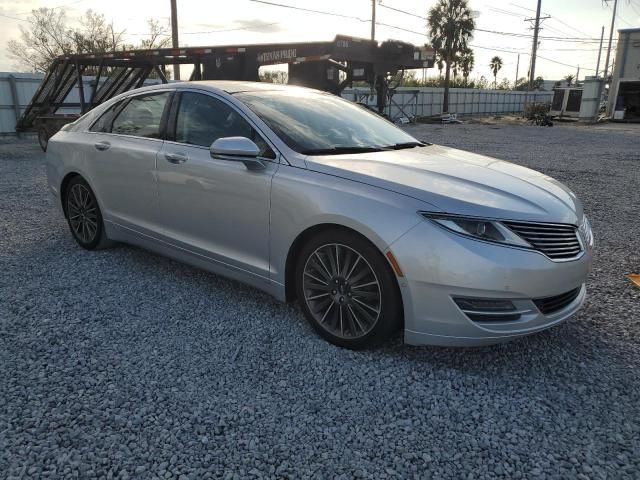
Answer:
[{"xmin": 46, "ymin": 81, "xmax": 594, "ymax": 349}]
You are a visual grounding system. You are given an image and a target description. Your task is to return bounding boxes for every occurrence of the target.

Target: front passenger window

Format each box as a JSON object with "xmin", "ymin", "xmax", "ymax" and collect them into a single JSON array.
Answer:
[
  {"xmin": 111, "ymin": 92, "xmax": 170, "ymax": 139},
  {"xmin": 175, "ymin": 92, "xmax": 275, "ymax": 159}
]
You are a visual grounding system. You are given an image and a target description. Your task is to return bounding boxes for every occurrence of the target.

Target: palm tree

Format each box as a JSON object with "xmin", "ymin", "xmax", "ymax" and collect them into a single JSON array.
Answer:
[
  {"xmin": 564, "ymin": 74, "xmax": 575, "ymax": 86},
  {"xmin": 427, "ymin": 0, "xmax": 475, "ymax": 112},
  {"xmin": 489, "ymin": 56, "xmax": 503, "ymax": 89},
  {"xmin": 459, "ymin": 48, "xmax": 474, "ymax": 84},
  {"xmin": 436, "ymin": 52, "xmax": 445, "ymax": 79},
  {"xmin": 452, "ymin": 53, "xmax": 460, "ymax": 80}
]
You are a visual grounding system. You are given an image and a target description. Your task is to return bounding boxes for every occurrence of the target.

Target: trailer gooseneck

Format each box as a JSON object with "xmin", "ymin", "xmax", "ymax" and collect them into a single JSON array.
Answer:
[{"xmin": 16, "ymin": 35, "xmax": 434, "ymax": 151}]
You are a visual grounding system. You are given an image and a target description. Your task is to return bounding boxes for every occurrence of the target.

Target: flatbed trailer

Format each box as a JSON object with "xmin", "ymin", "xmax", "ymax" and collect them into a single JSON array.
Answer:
[{"xmin": 15, "ymin": 34, "xmax": 434, "ymax": 150}]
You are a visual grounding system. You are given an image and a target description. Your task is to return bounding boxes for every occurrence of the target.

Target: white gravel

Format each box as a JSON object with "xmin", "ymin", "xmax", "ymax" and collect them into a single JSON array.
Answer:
[{"xmin": 1, "ymin": 123, "xmax": 639, "ymax": 479}]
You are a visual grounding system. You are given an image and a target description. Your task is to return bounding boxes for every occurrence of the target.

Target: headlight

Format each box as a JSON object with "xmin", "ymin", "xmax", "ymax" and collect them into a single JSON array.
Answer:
[
  {"xmin": 579, "ymin": 215, "xmax": 594, "ymax": 248},
  {"xmin": 421, "ymin": 213, "xmax": 532, "ymax": 248}
]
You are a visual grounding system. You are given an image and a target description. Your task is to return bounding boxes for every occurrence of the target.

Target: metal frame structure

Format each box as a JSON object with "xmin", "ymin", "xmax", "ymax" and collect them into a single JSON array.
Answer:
[{"xmin": 16, "ymin": 34, "xmax": 434, "ymax": 145}]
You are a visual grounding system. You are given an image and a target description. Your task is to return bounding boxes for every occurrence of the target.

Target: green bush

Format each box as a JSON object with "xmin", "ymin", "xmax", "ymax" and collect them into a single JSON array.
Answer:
[{"xmin": 524, "ymin": 102, "xmax": 551, "ymax": 119}]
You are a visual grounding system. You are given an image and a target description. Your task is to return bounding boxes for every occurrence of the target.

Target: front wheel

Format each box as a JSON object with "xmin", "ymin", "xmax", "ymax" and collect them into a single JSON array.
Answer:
[
  {"xmin": 64, "ymin": 176, "xmax": 111, "ymax": 250},
  {"xmin": 295, "ymin": 229, "xmax": 403, "ymax": 349}
]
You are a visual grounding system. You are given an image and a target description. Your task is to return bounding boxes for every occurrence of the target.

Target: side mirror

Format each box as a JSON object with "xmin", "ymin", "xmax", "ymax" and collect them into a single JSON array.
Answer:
[{"xmin": 210, "ymin": 137, "xmax": 266, "ymax": 170}]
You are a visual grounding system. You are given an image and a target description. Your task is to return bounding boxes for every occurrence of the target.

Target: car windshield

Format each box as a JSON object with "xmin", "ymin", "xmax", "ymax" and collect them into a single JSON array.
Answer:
[{"xmin": 234, "ymin": 89, "xmax": 422, "ymax": 155}]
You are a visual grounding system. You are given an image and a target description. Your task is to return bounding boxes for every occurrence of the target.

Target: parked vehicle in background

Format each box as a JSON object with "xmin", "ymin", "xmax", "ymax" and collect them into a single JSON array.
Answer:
[{"xmin": 46, "ymin": 81, "xmax": 594, "ymax": 349}]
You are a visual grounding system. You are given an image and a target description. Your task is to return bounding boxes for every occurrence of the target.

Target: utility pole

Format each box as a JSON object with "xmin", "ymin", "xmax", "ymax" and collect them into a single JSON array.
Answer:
[
  {"xmin": 576, "ymin": 65, "xmax": 580, "ymax": 84},
  {"xmin": 170, "ymin": 0, "xmax": 180, "ymax": 80},
  {"xmin": 525, "ymin": 0, "xmax": 550, "ymax": 91},
  {"xmin": 603, "ymin": 0, "xmax": 618, "ymax": 80},
  {"xmin": 595, "ymin": 25, "xmax": 605, "ymax": 76},
  {"xmin": 515, "ymin": 53, "xmax": 520, "ymax": 87},
  {"xmin": 370, "ymin": 0, "xmax": 376, "ymax": 41}
]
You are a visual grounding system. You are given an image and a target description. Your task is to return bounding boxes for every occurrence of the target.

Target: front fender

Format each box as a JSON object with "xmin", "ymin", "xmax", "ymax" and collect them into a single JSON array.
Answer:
[{"xmin": 269, "ymin": 165, "xmax": 439, "ymax": 286}]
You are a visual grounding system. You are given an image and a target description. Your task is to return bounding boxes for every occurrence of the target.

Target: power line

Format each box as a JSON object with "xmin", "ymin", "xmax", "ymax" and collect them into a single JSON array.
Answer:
[
  {"xmin": 0, "ymin": 11, "xmax": 27, "ymax": 22},
  {"xmin": 379, "ymin": 2, "xmax": 612, "ymax": 43},
  {"xmin": 374, "ymin": 21, "xmax": 425, "ymax": 37},
  {"xmin": 509, "ymin": 2, "xmax": 594, "ymax": 38},
  {"xmin": 247, "ymin": 0, "xmax": 368, "ymax": 22},
  {"xmin": 536, "ymin": 54, "xmax": 596, "ymax": 71},
  {"xmin": 488, "ymin": 7, "xmax": 525, "ymax": 19},
  {"xmin": 379, "ymin": 3, "xmax": 427, "ymax": 20},
  {"xmin": 470, "ymin": 44, "xmax": 527, "ymax": 54},
  {"xmin": 475, "ymin": 28, "xmax": 609, "ymax": 43}
]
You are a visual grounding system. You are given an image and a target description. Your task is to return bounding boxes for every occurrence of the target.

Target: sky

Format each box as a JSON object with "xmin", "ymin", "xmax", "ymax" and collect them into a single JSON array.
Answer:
[{"xmin": 0, "ymin": 0, "xmax": 639, "ymax": 83}]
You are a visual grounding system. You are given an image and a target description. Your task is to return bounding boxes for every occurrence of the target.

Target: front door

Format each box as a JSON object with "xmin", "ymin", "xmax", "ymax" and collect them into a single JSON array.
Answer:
[{"xmin": 156, "ymin": 90, "xmax": 279, "ymax": 280}]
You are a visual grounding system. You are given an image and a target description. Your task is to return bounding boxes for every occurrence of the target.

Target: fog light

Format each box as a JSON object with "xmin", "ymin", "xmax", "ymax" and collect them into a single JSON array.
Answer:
[{"xmin": 453, "ymin": 298, "xmax": 516, "ymax": 312}]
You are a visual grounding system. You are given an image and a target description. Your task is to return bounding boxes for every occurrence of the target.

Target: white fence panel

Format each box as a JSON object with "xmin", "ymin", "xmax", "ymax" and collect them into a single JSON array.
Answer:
[
  {"xmin": 0, "ymin": 72, "xmax": 163, "ymax": 134},
  {"xmin": 0, "ymin": 73, "xmax": 44, "ymax": 134},
  {"xmin": 1, "ymin": 72, "xmax": 555, "ymax": 134},
  {"xmin": 343, "ymin": 87, "xmax": 554, "ymax": 121}
]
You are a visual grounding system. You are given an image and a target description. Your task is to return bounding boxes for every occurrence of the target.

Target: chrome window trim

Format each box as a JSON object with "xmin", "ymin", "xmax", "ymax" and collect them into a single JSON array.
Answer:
[{"xmin": 86, "ymin": 88, "xmax": 176, "ymax": 137}]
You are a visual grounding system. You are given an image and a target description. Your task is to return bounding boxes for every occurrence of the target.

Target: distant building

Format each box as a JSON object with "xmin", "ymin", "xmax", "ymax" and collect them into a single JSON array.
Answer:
[{"xmin": 608, "ymin": 28, "xmax": 640, "ymax": 121}]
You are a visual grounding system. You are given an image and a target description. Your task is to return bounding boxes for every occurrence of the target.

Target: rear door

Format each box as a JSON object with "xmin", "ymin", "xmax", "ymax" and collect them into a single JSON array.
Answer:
[{"xmin": 87, "ymin": 90, "xmax": 172, "ymax": 234}]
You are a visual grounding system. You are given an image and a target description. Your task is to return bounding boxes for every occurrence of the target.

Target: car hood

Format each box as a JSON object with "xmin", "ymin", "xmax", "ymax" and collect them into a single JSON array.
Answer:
[{"xmin": 304, "ymin": 145, "xmax": 583, "ymax": 224}]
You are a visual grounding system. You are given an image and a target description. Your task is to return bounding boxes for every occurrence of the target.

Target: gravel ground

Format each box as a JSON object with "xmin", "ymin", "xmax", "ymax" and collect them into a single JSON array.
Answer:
[{"xmin": 1, "ymin": 123, "xmax": 639, "ymax": 479}]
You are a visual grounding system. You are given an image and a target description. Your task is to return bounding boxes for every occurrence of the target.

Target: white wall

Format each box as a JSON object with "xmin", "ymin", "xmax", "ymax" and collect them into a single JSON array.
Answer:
[
  {"xmin": 1, "ymin": 73, "xmax": 554, "ymax": 134},
  {"xmin": 0, "ymin": 72, "xmax": 163, "ymax": 134},
  {"xmin": 342, "ymin": 87, "xmax": 554, "ymax": 121},
  {"xmin": 0, "ymin": 72, "xmax": 44, "ymax": 134}
]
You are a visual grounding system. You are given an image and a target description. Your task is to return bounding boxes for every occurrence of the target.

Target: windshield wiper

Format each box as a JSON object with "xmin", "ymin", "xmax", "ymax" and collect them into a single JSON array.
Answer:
[
  {"xmin": 385, "ymin": 141, "xmax": 430, "ymax": 150},
  {"xmin": 300, "ymin": 146, "xmax": 390, "ymax": 155}
]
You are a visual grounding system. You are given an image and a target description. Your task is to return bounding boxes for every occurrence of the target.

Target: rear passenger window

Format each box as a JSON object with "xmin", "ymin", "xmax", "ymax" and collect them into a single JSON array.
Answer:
[
  {"xmin": 90, "ymin": 101, "xmax": 123, "ymax": 133},
  {"xmin": 111, "ymin": 92, "xmax": 170, "ymax": 138}
]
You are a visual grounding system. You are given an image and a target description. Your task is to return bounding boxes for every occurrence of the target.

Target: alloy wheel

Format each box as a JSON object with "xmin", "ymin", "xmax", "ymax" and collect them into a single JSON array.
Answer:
[
  {"xmin": 302, "ymin": 243, "xmax": 382, "ymax": 339},
  {"xmin": 67, "ymin": 183, "xmax": 99, "ymax": 244}
]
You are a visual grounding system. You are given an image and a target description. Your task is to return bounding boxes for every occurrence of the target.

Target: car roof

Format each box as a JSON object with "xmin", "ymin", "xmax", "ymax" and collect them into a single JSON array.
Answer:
[
  {"xmin": 133, "ymin": 80, "xmax": 317, "ymax": 95},
  {"xmin": 182, "ymin": 80, "xmax": 297, "ymax": 93}
]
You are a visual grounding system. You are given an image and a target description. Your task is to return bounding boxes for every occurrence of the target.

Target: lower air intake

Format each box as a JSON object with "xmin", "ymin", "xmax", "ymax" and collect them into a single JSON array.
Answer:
[{"xmin": 533, "ymin": 287, "xmax": 581, "ymax": 315}]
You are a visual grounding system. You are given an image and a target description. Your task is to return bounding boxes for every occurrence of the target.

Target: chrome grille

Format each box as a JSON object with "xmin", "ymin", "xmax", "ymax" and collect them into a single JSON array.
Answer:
[{"xmin": 503, "ymin": 221, "xmax": 582, "ymax": 260}]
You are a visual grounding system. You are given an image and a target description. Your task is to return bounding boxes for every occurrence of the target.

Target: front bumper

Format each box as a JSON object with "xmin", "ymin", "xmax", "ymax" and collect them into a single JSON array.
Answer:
[{"xmin": 389, "ymin": 220, "xmax": 593, "ymax": 346}]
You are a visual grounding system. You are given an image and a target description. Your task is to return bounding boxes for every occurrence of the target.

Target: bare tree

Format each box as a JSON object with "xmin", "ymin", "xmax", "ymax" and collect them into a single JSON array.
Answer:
[
  {"xmin": 7, "ymin": 8, "xmax": 74, "ymax": 72},
  {"xmin": 137, "ymin": 19, "xmax": 171, "ymax": 50},
  {"xmin": 72, "ymin": 10, "xmax": 126, "ymax": 53},
  {"xmin": 7, "ymin": 8, "xmax": 170, "ymax": 72}
]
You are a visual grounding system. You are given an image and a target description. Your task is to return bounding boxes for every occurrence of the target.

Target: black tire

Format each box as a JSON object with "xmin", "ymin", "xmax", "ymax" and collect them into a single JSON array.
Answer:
[
  {"xmin": 38, "ymin": 127, "xmax": 49, "ymax": 152},
  {"xmin": 295, "ymin": 228, "xmax": 403, "ymax": 349},
  {"xmin": 63, "ymin": 176, "xmax": 112, "ymax": 250}
]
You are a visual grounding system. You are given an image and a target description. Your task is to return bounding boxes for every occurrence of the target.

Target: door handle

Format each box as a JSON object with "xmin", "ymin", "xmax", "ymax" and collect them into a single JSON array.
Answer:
[
  {"xmin": 165, "ymin": 152, "xmax": 188, "ymax": 164},
  {"xmin": 94, "ymin": 141, "xmax": 111, "ymax": 151}
]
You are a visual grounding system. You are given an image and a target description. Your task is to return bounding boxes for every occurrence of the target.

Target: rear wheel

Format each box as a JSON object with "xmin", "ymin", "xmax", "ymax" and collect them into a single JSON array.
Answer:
[
  {"xmin": 64, "ymin": 177, "xmax": 111, "ymax": 250},
  {"xmin": 38, "ymin": 127, "xmax": 49, "ymax": 152},
  {"xmin": 295, "ymin": 229, "xmax": 402, "ymax": 349}
]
